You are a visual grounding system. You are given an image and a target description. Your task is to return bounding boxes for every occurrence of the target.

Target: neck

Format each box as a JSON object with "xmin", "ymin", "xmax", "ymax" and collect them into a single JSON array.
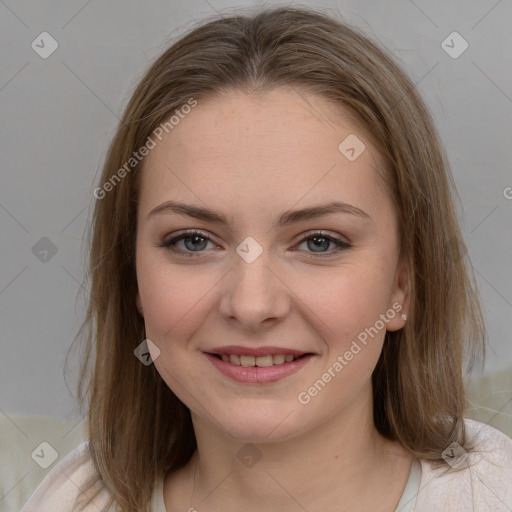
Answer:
[{"xmin": 177, "ymin": 382, "xmax": 413, "ymax": 512}]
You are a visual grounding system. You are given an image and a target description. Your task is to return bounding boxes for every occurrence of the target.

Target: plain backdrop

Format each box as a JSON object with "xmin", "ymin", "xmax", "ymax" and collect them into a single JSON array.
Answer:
[{"xmin": 1, "ymin": 0, "xmax": 511, "ymax": 423}]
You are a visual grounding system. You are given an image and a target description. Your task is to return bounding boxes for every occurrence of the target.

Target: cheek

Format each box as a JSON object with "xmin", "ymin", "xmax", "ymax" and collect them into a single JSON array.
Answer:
[
  {"xmin": 299, "ymin": 260, "xmax": 393, "ymax": 337},
  {"xmin": 136, "ymin": 251, "xmax": 215, "ymax": 342},
  {"xmin": 294, "ymin": 267, "xmax": 391, "ymax": 412},
  {"xmin": 293, "ymin": 263, "xmax": 395, "ymax": 400},
  {"xmin": 137, "ymin": 259, "xmax": 213, "ymax": 395}
]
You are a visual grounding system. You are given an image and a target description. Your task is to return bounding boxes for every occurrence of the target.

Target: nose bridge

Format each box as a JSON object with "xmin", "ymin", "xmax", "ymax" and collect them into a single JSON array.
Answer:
[{"xmin": 219, "ymin": 240, "xmax": 289, "ymax": 328}]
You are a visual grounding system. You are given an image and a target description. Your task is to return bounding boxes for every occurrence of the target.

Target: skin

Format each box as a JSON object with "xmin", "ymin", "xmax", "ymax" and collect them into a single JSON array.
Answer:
[{"xmin": 135, "ymin": 88, "xmax": 413, "ymax": 512}]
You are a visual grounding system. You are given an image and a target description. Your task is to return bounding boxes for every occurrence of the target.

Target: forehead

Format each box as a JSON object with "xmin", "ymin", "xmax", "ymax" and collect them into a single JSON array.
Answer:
[{"xmin": 138, "ymin": 88, "xmax": 388, "ymax": 221}]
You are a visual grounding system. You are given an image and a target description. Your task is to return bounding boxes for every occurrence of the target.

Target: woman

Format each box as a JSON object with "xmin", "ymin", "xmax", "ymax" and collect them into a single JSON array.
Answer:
[{"xmin": 21, "ymin": 6, "xmax": 512, "ymax": 512}]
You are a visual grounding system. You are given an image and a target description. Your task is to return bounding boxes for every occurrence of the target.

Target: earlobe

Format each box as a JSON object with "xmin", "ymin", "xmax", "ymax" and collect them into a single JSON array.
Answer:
[
  {"xmin": 136, "ymin": 291, "xmax": 144, "ymax": 317},
  {"xmin": 387, "ymin": 257, "xmax": 411, "ymax": 331}
]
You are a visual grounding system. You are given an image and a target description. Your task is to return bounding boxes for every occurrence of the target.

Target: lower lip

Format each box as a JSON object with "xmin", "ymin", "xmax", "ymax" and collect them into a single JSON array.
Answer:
[{"xmin": 205, "ymin": 353, "xmax": 314, "ymax": 383}]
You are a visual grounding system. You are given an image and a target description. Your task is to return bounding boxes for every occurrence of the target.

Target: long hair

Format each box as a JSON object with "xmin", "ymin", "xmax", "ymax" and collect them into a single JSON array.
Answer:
[{"xmin": 69, "ymin": 6, "xmax": 485, "ymax": 511}]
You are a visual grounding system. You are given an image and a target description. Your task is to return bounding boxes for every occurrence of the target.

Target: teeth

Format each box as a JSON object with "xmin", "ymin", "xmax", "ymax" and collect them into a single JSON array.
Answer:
[
  {"xmin": 272, "ymin": 354, "xmax": 285, "ymax": 365},
  {"xmin": 219, "ymin": 353, "xmax": 301, "ymax": 366},
  {"xmin": 255, "ymin": 355, "xmax": 273, "ymax": 367},
  {"xmin": 240, "ymin": 355, "xmax": 255, "ymax": 367}
]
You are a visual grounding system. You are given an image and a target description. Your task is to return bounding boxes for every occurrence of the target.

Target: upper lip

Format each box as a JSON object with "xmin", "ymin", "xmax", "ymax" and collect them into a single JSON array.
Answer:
[{"xmin": 205, "ymin": 345, "xmax": 311, "ymax": 357}]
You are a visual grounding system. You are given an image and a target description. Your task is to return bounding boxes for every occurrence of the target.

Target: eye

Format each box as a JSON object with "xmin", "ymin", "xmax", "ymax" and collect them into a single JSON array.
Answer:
[
  {"xmin": 294, "ymin": 231, "xmax": 351, "ymax": 256},
  {"xmin": 160, "ymin": 230, "xmax": 217, "ymax": 256},
  {"xmin": 160, "ymin": 229, "xmax": 351, "ymax": 257}
]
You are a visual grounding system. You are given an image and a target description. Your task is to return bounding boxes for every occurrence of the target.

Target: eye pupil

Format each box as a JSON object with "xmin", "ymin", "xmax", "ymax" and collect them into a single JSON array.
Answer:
[
  {"xmin": 309, "ymin": 236, "xmax": 329, "ymax": 252},
  {"xmin": 164, "ymin": 231, "xmax": 348, "ymax": 257},
  {"xmin": 185, "ymin": 235, "xmax": 208, "ymax": 251}
]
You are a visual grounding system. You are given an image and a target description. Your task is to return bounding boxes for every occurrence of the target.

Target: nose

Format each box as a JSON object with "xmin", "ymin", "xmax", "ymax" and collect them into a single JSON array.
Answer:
[{"xmin": 218, "ymin": 247, "xmax": 291, "ymax": 332}]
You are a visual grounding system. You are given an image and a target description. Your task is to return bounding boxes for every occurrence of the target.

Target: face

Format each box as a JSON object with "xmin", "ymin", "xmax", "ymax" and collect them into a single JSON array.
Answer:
[{"xmin": 135, "ymin": 88, "xmax": 409, "ymax": 442}]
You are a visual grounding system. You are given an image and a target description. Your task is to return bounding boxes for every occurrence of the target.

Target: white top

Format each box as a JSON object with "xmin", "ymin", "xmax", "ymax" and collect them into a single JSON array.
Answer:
[{"xmin": 20, "ymin": 419, "xmax": 512, "ymax": 511}]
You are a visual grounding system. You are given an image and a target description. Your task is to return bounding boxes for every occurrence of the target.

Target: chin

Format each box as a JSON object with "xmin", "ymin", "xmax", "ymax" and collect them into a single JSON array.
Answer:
[{"xmin": 201, "ymin": 404, "xmax": 306, "ymax": 443}]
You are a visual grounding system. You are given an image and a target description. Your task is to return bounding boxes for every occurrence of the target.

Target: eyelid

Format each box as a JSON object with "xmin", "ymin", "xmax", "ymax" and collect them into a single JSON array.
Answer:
[
  {"xmin": 292, "ymin": 230, "xmax": 352, "ymax": 257},
  {"xmin": 298, "ymin": 229, "xmax": 351, "ymax": 246},
  {"xmin": 160, "ymin": 229, "xmax": 219, "ymax": 253},
  {"xmin": 160, "ymin": 229, "xmax": 351, "ymax": 256}
]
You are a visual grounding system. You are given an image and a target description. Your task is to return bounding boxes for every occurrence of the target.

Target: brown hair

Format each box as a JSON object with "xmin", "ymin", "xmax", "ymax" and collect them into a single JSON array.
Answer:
[{"xmin": 69, "ymin": 5, "xmax": 485, "ymax": 511}]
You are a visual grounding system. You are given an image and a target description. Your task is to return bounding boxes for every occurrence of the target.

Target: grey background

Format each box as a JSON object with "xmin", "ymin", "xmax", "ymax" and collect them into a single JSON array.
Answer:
[{"xmin": 1, "ymin": 0, "xmax": 511, "ymax": 422}]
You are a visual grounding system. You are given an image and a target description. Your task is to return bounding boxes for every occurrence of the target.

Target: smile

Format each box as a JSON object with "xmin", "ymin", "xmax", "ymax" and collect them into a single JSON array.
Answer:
[
  {"xmin": 205, "ymin": 352, "xmax": 313, "ymax": 383},
  {"xmin": 215, "ymin": 353, "xmax": 300, "ymax": 367}
]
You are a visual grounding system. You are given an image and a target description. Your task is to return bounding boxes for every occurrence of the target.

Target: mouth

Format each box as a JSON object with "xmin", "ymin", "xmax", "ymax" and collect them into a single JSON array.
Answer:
[
  {"xmin": 209, "ymin": 353, "xmax": 310, "ymax": 367},
  {"xmin": 204, "ymin": 351, "xmax": 315, "ymax": 384}
]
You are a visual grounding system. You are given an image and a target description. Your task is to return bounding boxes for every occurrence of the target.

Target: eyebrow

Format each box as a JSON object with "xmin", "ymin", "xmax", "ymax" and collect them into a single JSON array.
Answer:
[{"xmin": 147, "ymin": 200, "xmax": 372, "ymax": 227}]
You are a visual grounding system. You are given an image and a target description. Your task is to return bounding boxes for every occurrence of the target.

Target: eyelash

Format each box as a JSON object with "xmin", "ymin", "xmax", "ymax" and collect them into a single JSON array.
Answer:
[{"xmin": 159, "ymin": 230, "xmax": 351, "ymax": 258}]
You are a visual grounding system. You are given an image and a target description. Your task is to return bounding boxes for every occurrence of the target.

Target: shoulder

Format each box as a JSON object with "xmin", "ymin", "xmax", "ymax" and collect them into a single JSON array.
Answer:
[
  {"xmin": 20, "ymin": 441, "xmax": 113, "ymax": 512},
  {"xmin": 414, "ymin": 419, "xmax": 512, "ymax": 511}
]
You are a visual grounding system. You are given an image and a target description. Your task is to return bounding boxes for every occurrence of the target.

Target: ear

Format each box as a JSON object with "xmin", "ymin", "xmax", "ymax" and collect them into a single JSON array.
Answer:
[
  {"xmin": 136, "ymin": 290, "xmax": 144, "ymax": 317},
  {"xmin": 386, "ymin": 255, "xmax": 410, "ymax": 332}
]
